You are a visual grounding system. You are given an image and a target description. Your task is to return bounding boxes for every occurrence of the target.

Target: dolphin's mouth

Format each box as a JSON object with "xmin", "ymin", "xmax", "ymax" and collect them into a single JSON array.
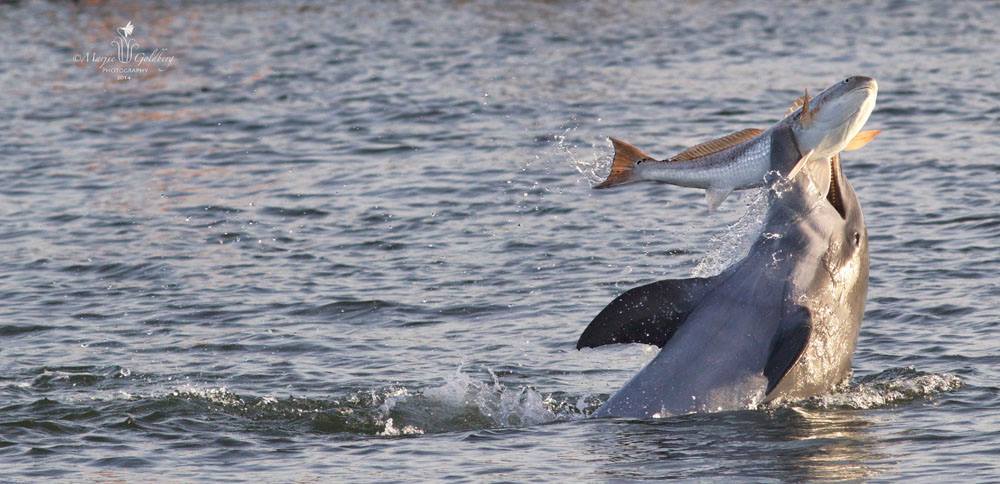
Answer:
[{"xmin": 827, "ymin": 156, "xmax": 847, "ymax": 219}]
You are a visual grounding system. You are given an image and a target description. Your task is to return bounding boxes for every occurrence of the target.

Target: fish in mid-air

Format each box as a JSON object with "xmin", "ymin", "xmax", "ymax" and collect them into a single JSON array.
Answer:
[{"xmin": 594, "ymin": 77, "xmax": 880, "ymax": 210}]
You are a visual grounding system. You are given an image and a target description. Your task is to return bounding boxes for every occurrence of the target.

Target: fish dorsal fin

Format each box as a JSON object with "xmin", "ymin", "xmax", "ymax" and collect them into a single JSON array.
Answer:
[
  {"xmin": 668, "ymin": 128, "xmax": 764, "ymax": 162},
  {"xmin": 844, "ymin": 130, "xmax": 881, "ymax": 151}
]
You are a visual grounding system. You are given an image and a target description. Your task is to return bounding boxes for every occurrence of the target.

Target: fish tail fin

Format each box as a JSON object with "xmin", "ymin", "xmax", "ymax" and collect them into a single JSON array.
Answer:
[{"xmin": 593, "ymin": 137, "xmax": 654, "ymax": 189}]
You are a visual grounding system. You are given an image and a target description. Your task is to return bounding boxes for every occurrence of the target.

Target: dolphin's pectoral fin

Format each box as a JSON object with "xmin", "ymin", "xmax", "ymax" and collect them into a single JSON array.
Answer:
[
  {"xmin": 763, "ymin": 305, "xmax": 812, "ymax": 394},
  {"xmin": 577, "ymin": 276, "xmax": 718, "ymax": 350},
  {"xmin": 705, "ymin": 188, "xmax": 733, "ymax": 211}
]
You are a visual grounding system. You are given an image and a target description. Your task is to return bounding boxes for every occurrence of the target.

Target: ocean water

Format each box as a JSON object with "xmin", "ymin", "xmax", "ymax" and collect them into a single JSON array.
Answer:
[{"xmin": 1, "ymin": 1, "xmax": 998, "ymax": 481}]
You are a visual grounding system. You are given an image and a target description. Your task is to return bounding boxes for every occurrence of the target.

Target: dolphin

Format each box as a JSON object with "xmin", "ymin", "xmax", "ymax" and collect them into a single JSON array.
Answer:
[
  {"xmin": 577, "ymin": 77, "xmax": 877, "ymax": 418},
  {"xmin": 594, "ymin": 77, "xmax": 880, "ymax": 210}
]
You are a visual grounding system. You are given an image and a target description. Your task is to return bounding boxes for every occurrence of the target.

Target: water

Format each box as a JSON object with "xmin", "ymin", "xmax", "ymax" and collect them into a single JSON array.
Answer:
[{"xmin": 1, "ymin": 1, "xmax": 998, "ymax": 481}]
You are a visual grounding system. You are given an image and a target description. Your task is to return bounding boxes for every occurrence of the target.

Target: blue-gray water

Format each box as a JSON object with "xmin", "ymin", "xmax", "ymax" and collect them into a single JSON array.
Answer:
[{"xmin": 2, "ymin": 1, "xmax": 998, "ymax": 481}]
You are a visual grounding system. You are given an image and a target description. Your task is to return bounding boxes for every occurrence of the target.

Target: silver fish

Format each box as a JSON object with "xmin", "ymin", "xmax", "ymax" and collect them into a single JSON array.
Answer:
[{"xmin": 595, "ymin": 76, "xmax": 880, "ymax": 210}]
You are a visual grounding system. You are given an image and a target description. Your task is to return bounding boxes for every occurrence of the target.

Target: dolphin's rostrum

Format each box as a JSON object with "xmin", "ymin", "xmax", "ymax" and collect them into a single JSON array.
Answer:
[{"xmin": 579, "ymin": 77, "xmax": 876, "ymax": 418}]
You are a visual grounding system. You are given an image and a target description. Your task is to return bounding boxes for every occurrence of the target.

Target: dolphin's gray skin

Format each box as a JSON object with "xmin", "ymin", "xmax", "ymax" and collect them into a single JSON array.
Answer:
[{"xmin": 578, "ymin": 131, "xmax": 869, "ymax": 418}]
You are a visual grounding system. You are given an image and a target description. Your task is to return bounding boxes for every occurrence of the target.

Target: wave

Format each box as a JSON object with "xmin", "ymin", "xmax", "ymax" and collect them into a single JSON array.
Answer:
[
  {"xmin": 147, "ymin": 366, "xmax": 959, "ymax": 438},
  {"xmin": 788, "ymin": 366, "xmax": 962, "ymax": 410}
]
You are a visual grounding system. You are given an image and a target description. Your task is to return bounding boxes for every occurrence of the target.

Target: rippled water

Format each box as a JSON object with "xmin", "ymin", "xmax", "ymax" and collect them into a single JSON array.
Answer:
[{"xmin": 2, "ymin": 1, "xmax": 998, "ymax": 481}]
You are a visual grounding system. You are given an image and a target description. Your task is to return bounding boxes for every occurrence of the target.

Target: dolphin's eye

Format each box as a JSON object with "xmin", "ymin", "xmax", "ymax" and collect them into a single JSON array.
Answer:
[{"xmin": 853, "ymin": 232, "xmax": 861, "ymax": 245}]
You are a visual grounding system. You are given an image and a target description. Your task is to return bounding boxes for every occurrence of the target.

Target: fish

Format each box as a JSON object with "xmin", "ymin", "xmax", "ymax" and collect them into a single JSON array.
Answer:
[{"xmin": 594, "ymin": 76, "xmax": 880, "ymax": 210}]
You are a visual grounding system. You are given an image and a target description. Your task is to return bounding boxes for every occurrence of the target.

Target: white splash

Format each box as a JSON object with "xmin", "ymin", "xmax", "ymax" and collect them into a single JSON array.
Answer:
[
  {"xmin": 692, "ymin": 187, "xmax": 769, "ymax": 277},
  {"xmin": 419, "ymin": 368, "xmax": 557, "ymax": 427},
  {"xmin": 551, "ymin": 127, "xmax": 611, "ymax": 185},
  {"xmin": 781, "ymin": 367, "xmax": 962, "ymax": 410},
  {"xmin": 378, "ymin": 417, "xmax": 423, "ymax": 436}
]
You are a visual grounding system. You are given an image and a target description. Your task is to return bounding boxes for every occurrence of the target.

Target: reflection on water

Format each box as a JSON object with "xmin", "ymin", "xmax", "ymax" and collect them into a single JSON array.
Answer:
[
  {"xmin": 766, "ymin": 408, "xmax": 887, "ymax": 481},
  {"xmin": 588, "ymin": 407, "xmax": 888, "ymax": 481}
]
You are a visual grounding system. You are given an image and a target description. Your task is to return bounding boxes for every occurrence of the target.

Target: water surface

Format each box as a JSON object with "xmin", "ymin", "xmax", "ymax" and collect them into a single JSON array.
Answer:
[{"xmin": 1, "ymin": 1, "xmax": 998, "ymax": 481}]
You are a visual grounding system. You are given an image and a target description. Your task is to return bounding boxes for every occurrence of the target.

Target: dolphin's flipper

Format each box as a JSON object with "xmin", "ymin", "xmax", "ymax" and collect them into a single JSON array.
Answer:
[
  {"xmin": 576, "ymin": 276, "xmax": 721, "ymax": 349},
  {"xmin": 763, "ymin": 305, "xmax": 812, "ymax": 394}
]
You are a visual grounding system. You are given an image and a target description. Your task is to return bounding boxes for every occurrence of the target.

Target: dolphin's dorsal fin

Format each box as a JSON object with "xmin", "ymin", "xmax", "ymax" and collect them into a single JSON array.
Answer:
[
  {"xmin": 763, "ymin": 305, "xmax": 812, "ymax": 394},
  {"xmin": 577, "ymin": 276, "xmax": 723, "ymax": 350},
  {"xmin": 844, "ymin": 130, "xmax": 881, "ymax": 151},
  {"xmin": 667, "ymin": 128, "xmax": 764, "ymax": 162}
]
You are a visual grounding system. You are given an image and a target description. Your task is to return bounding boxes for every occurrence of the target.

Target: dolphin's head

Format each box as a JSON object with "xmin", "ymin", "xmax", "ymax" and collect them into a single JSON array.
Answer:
[
  {"xmin": 792, "ymin": 76, "xmax": 878, "ymax": 160},
  {"xmin": 790, "ymin": 152, "xmax": 869, "ymax": 304},
  {"xmin": 825, "ymin": 155, "xmax": 867, "ymax": 264}
]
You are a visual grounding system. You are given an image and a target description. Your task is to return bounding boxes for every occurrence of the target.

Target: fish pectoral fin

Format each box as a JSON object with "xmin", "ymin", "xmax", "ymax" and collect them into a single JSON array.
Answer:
[
  {"xmin": 786, "ymin": 89, "xmax": 811, "ymax": 117},
  {"xmin": 705, "ymin": 188, "xmax": 733, "ymax": 211},
  {"xmin": 785, "ymin": 149, "xmax": 815, "ymax": 180},
  {"xmin": 763, "ymin": 305, "xmax": 812, "ymax": 395},
  {"xmin": 668, "ymin": 128, "xmax": 764, "ymax": 162},
  {"xmin": 843, "ymin": 130, "xmax": 881, "ymax": 151},
  {"xmin": 576, "ymin": 276, "xmax": 719, "ymax": 350}
]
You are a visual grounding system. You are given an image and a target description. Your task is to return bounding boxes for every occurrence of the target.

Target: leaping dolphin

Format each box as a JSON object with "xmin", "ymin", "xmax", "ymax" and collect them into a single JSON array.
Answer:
[
  {"xmin": 594, "ymin": 77, "xmax": 880, "ymax": 210},
  {"xmin": 578, "ymin": 76, "xmax": 877, "ymax": 418}
]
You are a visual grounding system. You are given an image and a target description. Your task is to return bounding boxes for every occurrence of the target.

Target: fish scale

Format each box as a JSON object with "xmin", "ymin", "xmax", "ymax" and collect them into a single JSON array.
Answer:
[{"xmin": 635, "ymin": 133, "xmax": 773, "ymax": 190}]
